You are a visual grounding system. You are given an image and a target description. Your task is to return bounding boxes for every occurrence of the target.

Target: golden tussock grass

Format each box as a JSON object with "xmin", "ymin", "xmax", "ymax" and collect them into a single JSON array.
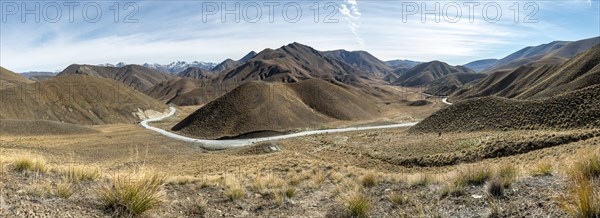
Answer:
[
  {"xmin": 530, "ymin": 161, "xmax": 553, "ymax": 177},
  {"xmin": 55, "ymin": 165, "xmax": 101, "ymax": 183},
  {"xmin": 56, "ymin": 181, "xmax": 75, "ymax": 199},
  {"xmin": 360, "ymin": 173, "xmax": 378, "ymax": 188},
  {"xmin": 560, "ymin": 150, "xmax": 600, "ymax": 217},
  {"xmin": 12, "ymin": 155, "xmax": 47, "ymax": 173},
  {"xmin": 339, "ymin": 191, "xmax": 372, "ymax": 218},
  {"xmin": 96, "ymin": 172, "xmax": 165, "ymax": 217},
  {"xmin": 224, "ymin": 176, "xmax": 245, "ymax": 202}
]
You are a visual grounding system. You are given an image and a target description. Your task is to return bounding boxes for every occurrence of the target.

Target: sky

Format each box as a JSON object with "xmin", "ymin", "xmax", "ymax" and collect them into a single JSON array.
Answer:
[{"xmin": 1, "ymin": 0, "xmax": 599, "ymax": 72}]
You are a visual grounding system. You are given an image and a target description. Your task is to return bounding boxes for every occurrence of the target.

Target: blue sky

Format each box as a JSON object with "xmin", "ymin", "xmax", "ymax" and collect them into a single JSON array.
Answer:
[{"xmin": 1, "ymin": 0, "xmax": 599, "ymax": 72}]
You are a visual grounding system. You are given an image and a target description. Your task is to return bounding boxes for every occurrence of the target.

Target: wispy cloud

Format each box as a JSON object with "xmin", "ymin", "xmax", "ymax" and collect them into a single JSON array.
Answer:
[{"xmin": 339, "ymin": 0, "xmax": 364, "ymax": 47}]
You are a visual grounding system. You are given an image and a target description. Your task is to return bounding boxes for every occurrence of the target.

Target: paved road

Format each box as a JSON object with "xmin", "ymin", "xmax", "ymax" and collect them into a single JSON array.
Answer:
[
  {"xmin": 141, "ymin": 107, "xmax": 418, "ymax": 150},
  {"xmin": 442, "ymin": 98, "xmax": 453, "ymax": 105}
]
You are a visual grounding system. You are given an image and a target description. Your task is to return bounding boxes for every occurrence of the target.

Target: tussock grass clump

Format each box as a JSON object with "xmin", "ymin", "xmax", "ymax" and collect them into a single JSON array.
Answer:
[
  {"xmin": 560, "ymin": 174, "xmax": 600, "ymax": 217},
  {"xmin": 251, "ymin": 174, "xmax": 285, "ymax": 194},
  {"xmin": 330, "ymin": 171, "xmax": 345, "ymax": 183},
  {"xmin": 441, "ymin": 166, "xmax": 491, "ymax": 198},
  {"xmin": 97, "ymin": 172, "xmax": 165, "ymax": 216},
  {"xmin": 12, "ymin": 156, "xmax": 47, "ymax": 173},
  {"xmin": 167, "ymin": 175, "xmax": 198, "ymax": 185},
  {"xmin": 388, "ymin": 192, "xmax": 411, "ymax": 207},
  {"xmin": 496, "ymin": 164, "xmax": 518, "ymax": 188},
  {"xmin": 0, "ymin": 158, "xmax": 6, "ymax": 175},
  {"xmin": 340, "ymin": 191, "xmax": 372, "ymax": 218},
  {"xmin": 284, "ymin": 186, "xmax": 297, "ymax": 199},
  {"xmin": 570, "ymin": 153, "xmax": 600, "ymax": 179},
  {"xmin": 530, "ymin": 161, "xmax": 553, "ymax": 177},
  {"xmin": 440, "ymin": 182, "xmax": 466, "ymax": 198},
  {"xmin": 486, "ymin": 178, "xmax": 504, "ymax": 198},
  {"xmin": 360, "ymin": 173, "xmax": 378, "ymax": 188},
  {"xmin": 56, "ymin": 182, "xmax": 75, "ymax": 199},
  {"xmin": 57, "ymin": 165, "xmax": 101, "ymax": 183},
  {"xmin": 225, "ymin": 179, "xmax": 245, "ymax": 202},
  {"xmin": 454, "ymin": 167, "xmax": 492, "ymax": 186},
  {"xmin": 560, "ymin": 151, "xmax": 600, "ymax": 217},
  {"xmin": 409, "ymin": 173, "xmax": 434, "ymax": 187},
  {"xmin": 26, "ymin": 183, "xmax": 52, "ymax": 197},
  {"xmin": 194, "ymin": 199, "xmax": 208, "ymax": 216}
]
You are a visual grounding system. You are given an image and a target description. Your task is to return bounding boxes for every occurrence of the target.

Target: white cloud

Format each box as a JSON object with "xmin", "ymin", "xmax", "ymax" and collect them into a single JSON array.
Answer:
[{"xmin": 339, "ymin": 0, "xmax": 364, "ymax": 47}]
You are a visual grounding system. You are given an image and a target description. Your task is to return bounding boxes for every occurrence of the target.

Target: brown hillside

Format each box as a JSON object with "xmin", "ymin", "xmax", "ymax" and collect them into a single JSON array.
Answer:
[
  {"xmin": 392, "ymin": 61, "xmax": 475, "ymax": 87},
  {"xmin": 145, "ymin": 78, "xmax": 239, "ymax": 106},
  {"xmin": 483, "ymin": 36, "xmax": 599, "ymax": 73},
  {"xmin": 0, "ymin": 120, "xmax": 100, "ymax": 136},
  {"xmin": 425, "ymin": 73, "xmax": 488, "ymax": 96},
  {"xmin": 216, "ymin": 42, "xmax": 370, "ymax": 84},
  {"xmin": 0, "ymin": 66, "xmax": 33, "ymax": 89},
  {"xmin": 323, "ymin": 49, "xmax": 392, "ymax": 75},
  {"xmin": 453, "ymin": 44, "xmax": 600, "ymax": 100},
  {"xmin": 411, "ymin": 84, "xmax": 600, "ymax": 133},
  {"xmin": 0, "ymin": 75, "xmax": 167, "ymax": 125},
  {"xmin": 171, "ymin": 79, "xmax": 381, "ymax": 139},
  {"xmin": 58, "ymin": 64, "xmax": 178, "ymax": 91},
  {"xmin": 178, "ymin": 67, "xmax": 212, "ymax": 79}
]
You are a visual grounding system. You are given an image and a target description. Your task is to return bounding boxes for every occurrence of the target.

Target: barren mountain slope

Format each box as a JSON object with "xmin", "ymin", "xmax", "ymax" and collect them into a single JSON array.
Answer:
[
  {"xmin": 0, "ymin": 66, "xmax": 33, "ymax": 89},
  {"xmin": 0, "ymin": 75, "xmax": 167, "ymax": 125},
  {"xmin": 171, "ymin": 79, "xmax": 381, "ymax": 139},
  {"xmin": 453, "ymin": 44, "xmax": 600, "ymax": 100},
  {"xmin": 392, "ymin": 61, "xmax": 475, "ymax": 87},
  {"xmin": 58, "ymin": 64, "xmax": 178, "ymax": 91},
  {"xmin": 412, "ymin": 84, "xmax": 600, "ymax": 133}
]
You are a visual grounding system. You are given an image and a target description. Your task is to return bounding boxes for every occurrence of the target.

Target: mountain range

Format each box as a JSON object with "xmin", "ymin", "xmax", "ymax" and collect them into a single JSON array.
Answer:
[
  {"xmin": 453, "ymin": 44, "xmax": 600, "ymax": 100},
  {"xmin": 58, "ymin": 64, "xmax": 179, "ymax": 92},
  {"xmin": 100, "ymin": 61, "xmax": 217, "ymax": 74}
]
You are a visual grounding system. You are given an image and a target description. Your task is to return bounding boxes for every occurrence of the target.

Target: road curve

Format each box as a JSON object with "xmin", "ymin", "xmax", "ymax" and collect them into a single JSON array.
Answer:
[
  {"xmin": 141, "ymin": 107, "xmax": 418, "ymax": 150},
  {"xmin": 442, "ymin": 98, "xmax": 453, "ymax": 105}
]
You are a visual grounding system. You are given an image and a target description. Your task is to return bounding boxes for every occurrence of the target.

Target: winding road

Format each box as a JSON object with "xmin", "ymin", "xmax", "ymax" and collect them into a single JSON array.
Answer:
[
  {"xmin": 141, "ymin": 107, "xmax": 418, "ymax": 150},
  {"xmin": 442, "ymin": 98, "xmax": 453, "ymax": 105}
]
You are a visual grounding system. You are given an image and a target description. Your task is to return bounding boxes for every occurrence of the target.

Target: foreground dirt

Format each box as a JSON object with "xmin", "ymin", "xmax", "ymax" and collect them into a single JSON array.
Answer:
[{"xmin": 1, "ymin": 120, "xmax": 598, "ymax": 217}]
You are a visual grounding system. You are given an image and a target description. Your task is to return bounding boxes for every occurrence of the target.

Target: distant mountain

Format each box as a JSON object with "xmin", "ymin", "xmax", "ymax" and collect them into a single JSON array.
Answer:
[
  {"xmin": 211, "ymin": 51, "xmax": 258, "ymax": 72},
  {"xmin": 19, "ymin": 71, "xmax": 58, "ymax": 82},
  {"xmin": 463, "ymin": 59, "xmax": 498, "ymax": 73},
  {"xmin": 0, "ymin": 75, "xmax": 167, "ymax": 125},
  {"xmin": 171, "ymin": 79, "xmax": 380, "ymax": 139},
  {"xmin": 425, "ymin": 73, "xmax": 488, "ymax": 96},
  {"xmin": 19, "ymin": 71, "xmax": 58, "ymax": 79},
  {"xmin": 322, "ymin": 50, "xmax": 392, "ymax": 75},
  {"xmin": 239, "ymin": 51, "xmax": 258, "ymax": 63},
  {"xmin": 216, "ymin": 42, "xmax": 370, "ymax": 84},
  {"xmin": 392, "ymin": 61, "xmax": 475, "ymax": 87},
  {"xmin": 178, "ymin": 67, "xmax": 212, "ymax": 79},
  {"xmin": 483, "ymin": 36, "xmax": 599, "ymax": 73},
  {"xmin": 58, "ymin": 64, "xmax": 179, "ymax": 92},
  {"xmin": 453, "ymin": 44, "xmax": 600, "ymax": 100},
  {"xmin": 100, "ymin": 61, "xmax": 217, "ymax": 74},
  {"xmin": 385, "ymin": 59, "xmax": 422, "ymax": 69}
]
